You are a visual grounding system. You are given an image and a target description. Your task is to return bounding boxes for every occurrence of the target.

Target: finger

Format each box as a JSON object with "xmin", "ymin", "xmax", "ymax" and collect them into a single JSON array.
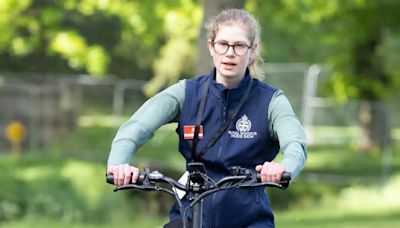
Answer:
[
  {"xmin": 270, "ymin": 163, "xmax": 286, "ymax": 183},
  {"xmin": 117, "ymin": 165, "xmax": 125, "ymax": 186},
  {"xmin": 260, "ymin": 163, "xmax": 270, "ymax": 182},
  {"xmin": 267, "ymin": 162, "xmax": 276, "ymax": 183},
  {"xmin": 108, "ymin": 166, "xmax": 119, "ymax": 185},
  {"xmin": 131, "ymin": 167, "xmax": 139, "ymax": 184},
  {"xmin": 124, "ymin": 165, "xmax": 132, "ymax": 185},
  {"xmin": 273, "ymin": 162, "xmax": 283, "ymax": 183},
  {"xmin": 270, "ymin": 170, "xmax": 277, "ymax": 183},
  {"xmin": 277, "ymin": 166, "xmax": 287, "ymax": 183},
  {"xmin": 276, "ymin": 169, "xmax": 283, "ymax": 182},
  {"xmin": 106, "ymin": 166, "xmax": 115, "ymax": 184},
  {"xmin": 267, "ymin": 171, "xmax": 275, "ymax": 183},
  {"xmin": 255, "ymin": 165, "xmax": 263, "ymax": 172}
]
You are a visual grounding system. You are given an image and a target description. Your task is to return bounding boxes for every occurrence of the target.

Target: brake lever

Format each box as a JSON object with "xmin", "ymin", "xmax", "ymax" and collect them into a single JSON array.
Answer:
[
  {"xmin": 114, "ymin": 183, "xmax": 158, "ymax": 192},
  {"xmin": 229, "ymin": 166, "xmax": 292, "ymax": 189}
]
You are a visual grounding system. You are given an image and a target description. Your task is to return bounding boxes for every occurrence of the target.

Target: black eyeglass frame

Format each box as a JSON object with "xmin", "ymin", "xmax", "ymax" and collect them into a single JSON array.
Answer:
[{"xmin": 211, "ymin": 41, "xmax": 252, "ymax": 56}]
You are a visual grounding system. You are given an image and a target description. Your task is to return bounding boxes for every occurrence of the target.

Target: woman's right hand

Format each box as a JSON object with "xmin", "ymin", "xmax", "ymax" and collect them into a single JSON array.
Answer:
[{"xmin": 107, "ymin": 164, "xmax": 140, "ymax": 186}]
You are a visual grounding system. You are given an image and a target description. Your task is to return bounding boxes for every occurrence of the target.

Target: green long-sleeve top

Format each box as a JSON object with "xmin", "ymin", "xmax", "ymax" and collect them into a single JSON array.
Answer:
[{"xmin": 107, "ymin": 80, "xmax": 307, "ymax": 178}]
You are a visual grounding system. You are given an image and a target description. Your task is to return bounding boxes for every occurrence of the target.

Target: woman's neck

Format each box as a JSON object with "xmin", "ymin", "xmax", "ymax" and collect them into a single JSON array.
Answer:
[{"xmin": 216, "ymin": 74, "xmax": 244, "ymax": 89}]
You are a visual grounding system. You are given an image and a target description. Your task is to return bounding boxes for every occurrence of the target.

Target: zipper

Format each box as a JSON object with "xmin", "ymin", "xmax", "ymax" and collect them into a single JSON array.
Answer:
[
  {"xmin": 217, "ymin": 90, "xmax": 229, "ymax": 161},
  {"xmin": 212, "ymin": 90, "xmax": 229, "ymax": 227}
]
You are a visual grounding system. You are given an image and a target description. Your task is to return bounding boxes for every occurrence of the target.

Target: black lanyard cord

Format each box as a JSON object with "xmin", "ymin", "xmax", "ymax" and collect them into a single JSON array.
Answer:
[{"xmin": 191, "ymin": 78, "xmax": 210, "ymax": 160}]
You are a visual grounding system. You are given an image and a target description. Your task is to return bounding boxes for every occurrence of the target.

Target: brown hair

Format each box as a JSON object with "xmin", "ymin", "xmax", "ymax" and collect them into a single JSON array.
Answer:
[{"xmin": 206, "ymin": 9, "xmax": 264, "ymax": 79}]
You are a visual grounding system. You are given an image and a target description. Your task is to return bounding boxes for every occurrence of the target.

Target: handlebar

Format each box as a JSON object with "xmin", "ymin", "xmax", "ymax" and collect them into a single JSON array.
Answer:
[
  {"xmin": 106, "ymin": 164, "xmax": 291, "ymax": 228},
  {"xmin": 106, "ymin": 166, "xmax": 292, "ymax": 192}
]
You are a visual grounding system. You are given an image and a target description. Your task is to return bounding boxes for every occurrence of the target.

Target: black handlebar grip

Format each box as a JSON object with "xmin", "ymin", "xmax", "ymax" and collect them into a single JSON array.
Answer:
[
  {"xmin": 106, "ymin": 174, "xmax": 115, "ymax": 184},
  {"xmin": 105, "ymin": 173, "xmax": 146, "ymax": 185},
  {"xmin": 280, "ymin": 172, "xmax": 292, "ymax": 181},
  {"xmin": 256, "ymin": 171, "xmax": 292, "ymax": 182}
]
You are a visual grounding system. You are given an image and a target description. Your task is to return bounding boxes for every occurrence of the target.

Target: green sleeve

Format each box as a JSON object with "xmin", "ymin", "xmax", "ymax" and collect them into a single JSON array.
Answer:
[
  {"xmin": 107, "ymin": 80, "xmax": 186, "ymax": 165},
  {"xmin": 268, "ymin": 90, "xmax": 307, "ymax": 179}
]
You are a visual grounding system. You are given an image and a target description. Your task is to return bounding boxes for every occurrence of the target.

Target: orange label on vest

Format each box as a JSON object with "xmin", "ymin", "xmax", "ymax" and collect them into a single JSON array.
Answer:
[{"xmin": 183, "ymin": 125, "xmax": 203, "ymax": 140}]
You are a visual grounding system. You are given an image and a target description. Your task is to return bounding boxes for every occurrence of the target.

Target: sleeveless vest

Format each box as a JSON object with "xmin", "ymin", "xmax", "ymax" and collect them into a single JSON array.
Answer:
[{"xmin": 170, "ymin": 69, "xmax": 280, "ymax": 227}]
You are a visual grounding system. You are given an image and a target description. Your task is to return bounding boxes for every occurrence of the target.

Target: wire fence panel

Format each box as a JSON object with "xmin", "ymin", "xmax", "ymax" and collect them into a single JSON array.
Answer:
[{"xmin": 1, "ymin": 65, "xmax": 399, "ymax": 153}]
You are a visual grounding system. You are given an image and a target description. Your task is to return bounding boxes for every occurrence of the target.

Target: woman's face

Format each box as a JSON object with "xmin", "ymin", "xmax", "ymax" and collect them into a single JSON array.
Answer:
[{"xmin": 208, "ymin": 24, "xmax": 255, "ymax": 86}]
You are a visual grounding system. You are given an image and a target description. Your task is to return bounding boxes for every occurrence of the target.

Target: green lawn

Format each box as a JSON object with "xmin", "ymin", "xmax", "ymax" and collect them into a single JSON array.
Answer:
[
  {"xmin": 276, "ymin": 210, "xmax": 400, "ymax": 228},
  {"xmin": 1, "ymin": 125, "xmax": 400, "ymax": 227}
]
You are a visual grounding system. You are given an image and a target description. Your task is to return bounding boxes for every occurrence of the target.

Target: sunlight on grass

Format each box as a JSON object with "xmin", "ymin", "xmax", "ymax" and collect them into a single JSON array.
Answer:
[
  {"xmin": 79, "ymin": 115, "xmax": 126, "ymax": 127},
  {"xmin": 338, "ymin": 175, "xmax": 400, "ymax": 214},
  {"xmin": 16, "ymin": 166, "xmax": 55, "ymax": 181},
  {"xmin": 276, "ymin": 174, "xmax": 400, "ymax": 227},
  {"xmin": 307, "ymin": 126, "xmax": 360, "ymax": 145},
  {"xmin": 61, "ymin": 161, "xmax": 106, "ymax": 209},
  {"xmin": 304, "ymin": 144, "xmax": 389, "ymax": 176},
  {"xmin": 305, "ymin": 146, "xmax": 355, "ymax": 170},
  {"xmin": 308, "ymin": 126, "xmax": 400, "ymax": 145},
  {"xmin": 1, "ymin": 215, "xmax": 166, "ymax": 228}
]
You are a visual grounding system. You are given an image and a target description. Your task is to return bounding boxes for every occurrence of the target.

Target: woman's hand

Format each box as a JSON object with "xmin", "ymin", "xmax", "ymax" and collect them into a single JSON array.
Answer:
[
  {"xmin": 107, "ymin": 164, "xmax": 139, "ymax": 186},
  {"xmin": 255, "ymin": 161, "xmax": 287, "ymax": 183}
]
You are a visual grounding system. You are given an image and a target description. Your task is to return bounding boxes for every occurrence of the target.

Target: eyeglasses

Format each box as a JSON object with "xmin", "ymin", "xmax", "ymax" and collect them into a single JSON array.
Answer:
[{"xmin": 212, "ymin": 41, "xmax": 252, "ymax": 56}]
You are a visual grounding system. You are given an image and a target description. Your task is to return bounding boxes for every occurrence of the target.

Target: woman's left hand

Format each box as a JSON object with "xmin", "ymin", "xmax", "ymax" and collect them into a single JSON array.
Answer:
[{"xmin": 255, "ymin": 161, "xmax": 287, "ymax": 183}]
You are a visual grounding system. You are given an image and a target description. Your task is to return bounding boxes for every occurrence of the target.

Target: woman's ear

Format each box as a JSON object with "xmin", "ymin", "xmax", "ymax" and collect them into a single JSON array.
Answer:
[
  {"xmin": 248, "ymin": 43, "xmax": 258, "ymax": 64},
  {"xmin": 208, "ymin": 39, "xmax": 214, "ymax": 56},
  {"xmin": 251, "ymin": 43, "xmax": 258, "ymax": 58}
]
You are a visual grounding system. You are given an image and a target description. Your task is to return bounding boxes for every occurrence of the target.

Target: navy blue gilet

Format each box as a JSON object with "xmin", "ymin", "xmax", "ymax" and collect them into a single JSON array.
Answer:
[{"xmin": 170, "ymin": 69, "xmax": 280, "ymax": 227}]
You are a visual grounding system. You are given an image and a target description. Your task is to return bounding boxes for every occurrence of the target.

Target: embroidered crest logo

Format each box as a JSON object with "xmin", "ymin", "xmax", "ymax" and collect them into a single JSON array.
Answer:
[
  {"xmin": 236, "ymin": 115, "xmax": 251, "ymax": 132},
  {"xmin": 228, "ymin": 114, "xmax": 257, "ymax": 139}
]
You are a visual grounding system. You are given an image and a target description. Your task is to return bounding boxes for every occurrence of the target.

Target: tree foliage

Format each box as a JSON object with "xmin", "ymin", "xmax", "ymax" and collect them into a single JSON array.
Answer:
[
  {"xmin": 143, "ymin": 0, "xmax": 201, "ymax": 96},
  {"xmin": 249, "ymin": 0, "xmax": 400, "ymax": 102},
  {"xmin": 248, "ymin": 0, "xmax": 400, "ymax": 151},
  {"xmin": 0, "ymin": 0, "xmax": 200, "ymax": 79},
  {"xmin": 1, "ymin": 0, "xmax": 400, "ymax": 99}
]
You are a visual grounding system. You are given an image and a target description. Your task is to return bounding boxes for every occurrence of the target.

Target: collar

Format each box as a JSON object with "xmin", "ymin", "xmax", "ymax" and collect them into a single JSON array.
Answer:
[{"xmin": 208, "ymin": 68, "xmax": 252, "ymax": 100}]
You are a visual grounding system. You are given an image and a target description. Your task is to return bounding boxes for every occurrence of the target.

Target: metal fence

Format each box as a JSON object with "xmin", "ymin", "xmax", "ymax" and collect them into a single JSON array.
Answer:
[
  {"xmin": 264, "ymin": 63, "xmax": 400, "ymax": 145},
  {"xmin": 0, "ymin": 76, "xmax": 80, "ymax": 151},
  {"xmin": 1, "ymin": 64, "xmax": 399, "ymax": 152}
]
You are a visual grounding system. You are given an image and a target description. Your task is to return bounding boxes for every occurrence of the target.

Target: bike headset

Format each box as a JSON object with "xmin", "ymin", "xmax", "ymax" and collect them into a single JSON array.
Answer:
[{"xmin": 191, "ymin": 75, "xmax": 253, "ymax": 161}]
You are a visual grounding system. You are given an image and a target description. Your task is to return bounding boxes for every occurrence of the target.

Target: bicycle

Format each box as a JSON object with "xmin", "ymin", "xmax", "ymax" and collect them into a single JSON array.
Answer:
[{"xmin": 106, "ymin": 162, "xmax": 291, "ymax": 228}]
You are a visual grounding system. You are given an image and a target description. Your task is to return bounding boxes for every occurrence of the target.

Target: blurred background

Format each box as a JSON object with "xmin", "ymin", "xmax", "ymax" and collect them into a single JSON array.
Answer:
[{"xmin": 1, "ymin": 0, "xmax": 400, "ymax": 227}]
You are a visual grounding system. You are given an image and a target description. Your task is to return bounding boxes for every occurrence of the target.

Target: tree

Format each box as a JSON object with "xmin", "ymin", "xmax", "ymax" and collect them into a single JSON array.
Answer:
[
  {"xmin": 143, "ymin": 0, "xmax": 201, "ymax": 96},
  {"xmin": 196, "ymin": 0, "xmax": 246, "ymax": 75},
  {"xmin": 145, "ymin": 0, "xmax": 247, "ymax": 95},
  {"xmin": 0, "ymin": 0, "xmax": 111, "ymax": 76},
  {"xmin": 0, "ymin": 0, "xmax": 195, "ymax": 80},
  {"xmin": 250, "ymin": 0, "xmax": 400, "ymax": 152}
]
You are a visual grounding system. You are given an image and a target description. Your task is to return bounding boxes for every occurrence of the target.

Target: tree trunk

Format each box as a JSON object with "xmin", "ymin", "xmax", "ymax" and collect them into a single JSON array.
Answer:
[
  {"xmin": 197, "ymin": 0, "xmax": 246, "ymax": 75},
  {"xmin": 358, "ymin": 100, "xmax": 392, "ymax": 153},
  {"xmin": 354, "ymin": 30, "xmax": 392, "ymax": 153}
]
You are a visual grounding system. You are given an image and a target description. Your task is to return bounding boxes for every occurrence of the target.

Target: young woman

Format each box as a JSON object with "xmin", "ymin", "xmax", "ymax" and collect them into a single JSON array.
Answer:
[{"xmin": 107, "ymin": 9, "xmax": 306, "ymax": 227}]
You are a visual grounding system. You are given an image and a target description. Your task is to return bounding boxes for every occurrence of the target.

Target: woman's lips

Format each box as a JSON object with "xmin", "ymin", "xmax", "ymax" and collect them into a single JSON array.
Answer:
[{"xmin": 222, "ymin": 62, "xmax": 236, "ymax": 69}]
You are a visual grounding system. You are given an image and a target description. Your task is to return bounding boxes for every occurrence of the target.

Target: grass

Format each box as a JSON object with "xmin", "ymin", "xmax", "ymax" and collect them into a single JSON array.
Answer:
[
  {"xmin": 2, "ymin": 124, "xmax": 400, "ymax": 227},
  {"xmin": 276, "ymin": 210, "xmax": 400, "ymax": 228},
  {"xmin": 275, "ymin": 174, "xmax": 400, "ymax": 227},
  {"xmin": 303, "ymin": 143, "xmax": 400, "ymax": 177},
  {"xmin": 0, "ymin": 214, "xmax": 167, "ymax": 228}
]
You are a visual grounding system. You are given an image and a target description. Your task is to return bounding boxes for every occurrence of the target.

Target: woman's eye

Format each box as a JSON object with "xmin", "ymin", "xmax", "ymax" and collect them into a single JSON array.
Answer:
[{"xmin": 235, "ymin": 44, "xmax": 246, "ymax": 49}]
